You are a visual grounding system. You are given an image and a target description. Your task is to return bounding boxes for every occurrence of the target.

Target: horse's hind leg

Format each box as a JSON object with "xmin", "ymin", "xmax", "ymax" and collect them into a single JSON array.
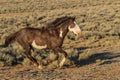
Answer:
[
  {"xmin": 24, "ymin": 47, "xmax": 42, "ymax": 69},
  {"xmin": 16, "ymin": 39, "xmax": 42, "ymax": 69}
]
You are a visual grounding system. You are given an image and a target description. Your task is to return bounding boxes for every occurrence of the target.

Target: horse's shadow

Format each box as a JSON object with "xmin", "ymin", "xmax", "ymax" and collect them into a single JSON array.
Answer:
[{"xmin": 69, "ymin": 47, "xmax": 120, "ymax": 67}]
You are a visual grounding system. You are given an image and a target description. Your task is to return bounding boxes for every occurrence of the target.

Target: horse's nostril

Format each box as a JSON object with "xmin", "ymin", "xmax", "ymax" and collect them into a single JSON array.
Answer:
[
  {"xmin": 77, "ymin": 32, "xmax": 81, "ymax": 36},
  {"xmin": 76, "ymin": 31, "xmax": 82, "ymax": 39}
]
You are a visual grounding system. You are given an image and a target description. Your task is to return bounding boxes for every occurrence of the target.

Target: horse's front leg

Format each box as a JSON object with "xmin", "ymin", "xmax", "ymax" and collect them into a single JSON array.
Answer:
[
  {"xmin": 57, "ymin": 47, "xmax": 68, "ymax": 68},
  {"xmin": 46, "ymin": 49, "xmax": 59, "ymax": 65}
]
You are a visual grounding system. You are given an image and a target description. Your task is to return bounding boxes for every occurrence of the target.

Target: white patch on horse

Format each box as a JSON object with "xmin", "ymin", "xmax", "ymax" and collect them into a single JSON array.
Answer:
[
  {"xmin": 59, "ymin": 57, "xmax": 66, "ymax": 67},
  {"xmin": 32, "ymin": 40, "xmax": 47, "ymax": 49},
  {"xmin": 68, "ymin": 21, "xmax": 81, "ymax": 36},
  {"xmin": 59, "ymin": 29, "xmax": 63, "ymax": 38},
  {"xmin": 74, "ymin": 21, "xmax": 79, "ymax": 28}
]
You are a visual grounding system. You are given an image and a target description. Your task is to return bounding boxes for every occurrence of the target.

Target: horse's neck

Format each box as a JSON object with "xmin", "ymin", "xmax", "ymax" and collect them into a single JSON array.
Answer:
[{"xmin": 58, "ymin": 24, "xmax": 69, "ymax": 39}]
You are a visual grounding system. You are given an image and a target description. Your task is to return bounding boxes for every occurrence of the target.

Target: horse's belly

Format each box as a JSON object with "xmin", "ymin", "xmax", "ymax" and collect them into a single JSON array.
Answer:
[{"xmin": 32, "ymin": 40, "xmax": 47, "ymax": 49}]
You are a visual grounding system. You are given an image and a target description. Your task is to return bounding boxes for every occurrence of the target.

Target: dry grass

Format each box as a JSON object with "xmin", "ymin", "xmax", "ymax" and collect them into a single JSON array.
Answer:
[
  {"xmin": 0, "ymin": 0, "xmax": 120, "ymax": 67},
  {"xmin": 0, "ymin": 0, "xmax": 120, "ymax": 80}
]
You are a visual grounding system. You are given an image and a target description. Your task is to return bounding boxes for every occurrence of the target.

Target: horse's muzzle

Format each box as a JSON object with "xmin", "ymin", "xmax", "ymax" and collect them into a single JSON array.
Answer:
[{"xmin": 76, "ymin": 31, "xmax": 82, "ymax": 39}]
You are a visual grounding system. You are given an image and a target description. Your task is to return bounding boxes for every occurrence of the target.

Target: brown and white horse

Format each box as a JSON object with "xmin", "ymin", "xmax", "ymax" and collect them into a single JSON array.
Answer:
[{"xmin": 3, "ymin": 16, "xmax": 81, "ymax": 69}]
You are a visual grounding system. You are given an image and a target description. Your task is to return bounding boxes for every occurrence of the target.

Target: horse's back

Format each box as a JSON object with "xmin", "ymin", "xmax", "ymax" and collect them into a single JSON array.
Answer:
[{"xmin": 15, "ymin": 27, "xmax": 41, "ymax": 45}]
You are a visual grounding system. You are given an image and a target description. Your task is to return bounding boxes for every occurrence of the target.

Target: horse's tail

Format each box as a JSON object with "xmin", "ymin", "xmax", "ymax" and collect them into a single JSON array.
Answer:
[{"xmin": 3, "ymin": 32, "xmax": 18, "ymax": 47}]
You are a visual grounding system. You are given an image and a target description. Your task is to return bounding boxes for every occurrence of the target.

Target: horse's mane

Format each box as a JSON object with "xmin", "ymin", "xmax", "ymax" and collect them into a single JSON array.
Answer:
[{"xmin": 47, "ymin": 16, "xmax": 74, "ymax": 28}]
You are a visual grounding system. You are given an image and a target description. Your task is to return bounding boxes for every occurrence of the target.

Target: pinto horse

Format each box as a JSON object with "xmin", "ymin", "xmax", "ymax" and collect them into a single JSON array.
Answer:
[{"xmin": 3, "ymin": 16, "xmax": 81, "ymax": 69}]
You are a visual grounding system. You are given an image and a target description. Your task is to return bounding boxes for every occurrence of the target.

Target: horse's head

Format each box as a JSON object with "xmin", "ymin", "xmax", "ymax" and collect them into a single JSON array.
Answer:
[
  {"xmin": 68, "ymin": 17, "xmax": 81, "ymax": 37},
  {"xmin": 47, "ymin": 16, "xmax": 81, "ymax": 38}
]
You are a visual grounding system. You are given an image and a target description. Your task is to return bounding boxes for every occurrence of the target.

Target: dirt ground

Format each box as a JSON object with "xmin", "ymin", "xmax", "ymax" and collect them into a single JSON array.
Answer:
[
  {"xmin": 0, "ymin": 44, "xmax": 120, "ymax": 80},
  {"xmin": 0, "ymin": 63, "xmax": 120, "ymax": 80},
  {"xmin": 0, "ymin": 0, "xmax": 120, "ymax": 80}
]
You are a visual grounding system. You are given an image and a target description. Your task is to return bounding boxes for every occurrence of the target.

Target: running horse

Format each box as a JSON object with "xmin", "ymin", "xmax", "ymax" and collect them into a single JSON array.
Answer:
[{"xmin": 3, "ymin": 16, "xmax": 81, "ymax": 69}]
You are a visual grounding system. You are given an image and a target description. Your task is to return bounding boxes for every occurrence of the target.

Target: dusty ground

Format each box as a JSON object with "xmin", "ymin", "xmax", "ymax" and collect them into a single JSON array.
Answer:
[
  {"xmin": 0, "ymin": 46, "xmax": 120, "ymax": 80},
  {"xmin": 0, "ymin": 0, "xmax": 120, "ymax": 80}
]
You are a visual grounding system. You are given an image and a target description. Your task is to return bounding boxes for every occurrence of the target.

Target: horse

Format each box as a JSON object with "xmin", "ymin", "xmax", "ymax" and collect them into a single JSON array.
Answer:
[{"xmin": 3, "ymin": 16, "xmax": 81, "ymax": 69}]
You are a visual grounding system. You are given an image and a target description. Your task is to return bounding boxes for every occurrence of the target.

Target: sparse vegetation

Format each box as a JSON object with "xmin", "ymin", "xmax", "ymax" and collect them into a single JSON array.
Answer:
[{"xmin": 0, "ymin": 0, "xmax": 120, "ymax": 79}]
